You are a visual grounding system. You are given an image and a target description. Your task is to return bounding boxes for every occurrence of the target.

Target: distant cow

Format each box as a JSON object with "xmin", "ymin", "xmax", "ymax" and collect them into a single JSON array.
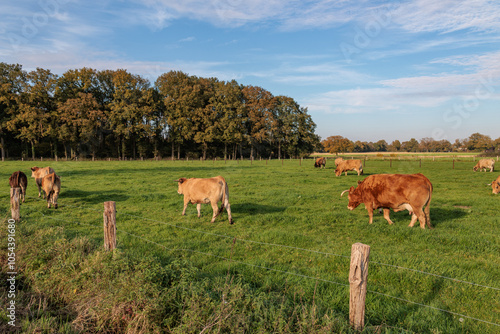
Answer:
[
  {"xmin": 473, "ymin": 159, "xmax": 495, "ymax": 172},
  {"xmin": 341, "ymin": 173, "xmax": 433, "ymax": 229},
  {"xmin": 335, "ymin": 159, "xmax": 363, "ymax": 176},
  {"xmin": 31, "ymin": 166, "xmax": 55, "ymax": 198},
  {"xmin": 9, "ymin": 171, "xmax": 28, "ymax": 203},
  {"xmin": 489, "ymin": 175, "xmax": 500, "ymax": 194},
  {"xmin": 41, "ymin": 173, "xmax": 61, "ymax": 209},
  {"xmin": 174, "ymin": 176, "xmax": 233, "ymax": 224},
  {"xmin": 314, "ymin": 157, "xmax": 326, "ymax": 168},
  {"xmin": 334, "ymin": 157, "xmax": 344, "ymax": 167}
]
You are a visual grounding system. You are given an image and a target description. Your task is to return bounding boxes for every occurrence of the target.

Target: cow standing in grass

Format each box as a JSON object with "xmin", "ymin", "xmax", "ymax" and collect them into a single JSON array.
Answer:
[
  {"xmin": 31, "ymin": 166, "xmax": 55, "ymax": 198},
  {"xmin": 314, "ymin": 157, "xmax": 326, "ymax": 168},
  {"xmin": 335, "ymin": 159, "xmax": 363, "ymax": 176},
  {"xmin": 473, "ymin": 159, "xmax": 495, "ymax": 172},
  {"xmin": 175, "ymin": 176, "xmax": 233, "ymax": 224},
  {"xmin": 9, "ymin": 171, "xmax": 28, "ymax": 203},
  {"xmin": 42, "ymin": 173, "xmax": 61, "ymax": 209},
  {"xmin": 489, "ymin": 175, "xmax": 500, "ymax": 194},
  {"xmin": 341, "ymin": 173, "xmax": 433, "ymax": 229}
]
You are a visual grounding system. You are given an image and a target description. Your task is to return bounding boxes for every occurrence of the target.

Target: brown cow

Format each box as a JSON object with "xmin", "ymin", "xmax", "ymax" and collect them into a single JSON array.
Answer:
[
  {"xmin": 334, "ymin": 157, "xmax": 344, "ymax": 167},
  {"xmin": 9, "ymin": 171, "xmax": 28, "ymax": 203},
  {"xmin": 41, "ymin": 173, "xmax": 61, "ymax": 209},
  {"xmin": 489, "ymin": 175, "xmax": 500, "ymax": 194},
  {"xmin": 341, "ymin": 173, "xmax": 433, "ymax": 229},
  {"xmin": 335, "ymin": 159, "xmax": 363, "ymax": 176},
  {"xmin": 174, "ymin": 176, "xmax": 233, "ymax": 224},
  {"xmin": 314, "ymin": 157, "xmax": 326, "ymax": 168},
  {"xmin": 473, "ymin": 159, "xmax": 495, "ymax": 172},
  {"xmin": 31, "ymin": 166, "xmax": 55, "ymax": 198}
]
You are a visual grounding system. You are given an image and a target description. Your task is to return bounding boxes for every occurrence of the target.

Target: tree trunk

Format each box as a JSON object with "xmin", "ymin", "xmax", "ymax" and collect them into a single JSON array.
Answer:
[
  {"xmin": 1, "ymin": 137, "xmax": 5, "ymax": 162},
  {"xmin": 278, "ymin": 142, "xmax": 281, "ymax": 160},
  {"xmin": 31, "ymin": 140, "xmax": 35, "ymax": 161},
  {"xmin": 224, "ymin": 142, "xmax": 228, "ymax": 161},
  {"xmin": 177, "ymin": 144, "xmax": 180, "ymax": 160},
  {"xmin": 203, "ymin": 142, "xmax": 207, "ymax": 160}
]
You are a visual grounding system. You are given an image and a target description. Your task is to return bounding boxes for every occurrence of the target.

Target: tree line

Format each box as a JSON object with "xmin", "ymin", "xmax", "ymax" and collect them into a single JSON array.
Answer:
[
  {"xmin": 0, "ymin": 63, "xmax": 320, "ymax": 160},
  {"xmin": 321, "ymin": 133, "xmax": 500, "ymax": 154}
]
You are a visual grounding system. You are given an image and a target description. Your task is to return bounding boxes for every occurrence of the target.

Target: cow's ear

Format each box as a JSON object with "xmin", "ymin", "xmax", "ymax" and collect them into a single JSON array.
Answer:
[
  {"xmin": 178, "ymin": 177, "xmax": 187, "ymax": 184},
  {"xmin": 31, "ymin": 167, "xmax": 35, "ymax": 171},
  {"xmin": 350, "ymin": 186, "xmax": 355, "ymax": 191},
  {"xmin": 357, "ymin": 180, "xmax": 362, "ymax": 185}
]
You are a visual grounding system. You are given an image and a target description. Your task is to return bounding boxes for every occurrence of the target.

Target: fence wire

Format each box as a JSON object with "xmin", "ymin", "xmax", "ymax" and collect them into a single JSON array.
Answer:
[{"xmin": 31, "ymin": 205, "xmax": 500, "ymax": 329}]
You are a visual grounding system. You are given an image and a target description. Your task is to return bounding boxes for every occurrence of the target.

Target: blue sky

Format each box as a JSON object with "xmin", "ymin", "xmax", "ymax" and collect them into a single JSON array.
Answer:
[{"xmin": 1, "ymin": 0, "xmax": 499, "ymax": 143}]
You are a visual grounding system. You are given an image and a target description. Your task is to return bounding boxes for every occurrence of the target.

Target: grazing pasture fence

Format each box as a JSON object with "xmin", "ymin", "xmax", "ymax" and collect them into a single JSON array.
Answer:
[{"xmin": 10, "ymin": 195, "xmax": 500, "ymax": 332}]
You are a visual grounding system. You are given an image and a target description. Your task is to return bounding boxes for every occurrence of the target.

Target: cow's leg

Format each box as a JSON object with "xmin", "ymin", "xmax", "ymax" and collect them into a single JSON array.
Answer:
[
  {"xmin": 46, "ymin": 192, "xmax": 51, "ymax": 208},
  {"xmin": 210, "ymin": 202, "xmax": 219, "ymax": 223},
  {"xmin": 366, "ymin": 204, "xmax": 374, "ymax": 224},
  {"xmin": 382, "ymin": 208, "xmax": 394, "ymax": 225},
  {"xmin": 196, "ymin": 204, "xmax": 201, "ymax": 217},
  {"xmin": 182, "ymin": 198, "xmax": 189, "ymax": 215},
  {"xmin": 408, "ymin": 213, "xmax": 418, "ymax": 227},
  {"xmin": 225, "ymin": 201, "xmax": 233, "ymax": 224},
  {"xmin": 414, "ymin": 208, "xmax": 427, "ymax": 229},
  {"xmin": 53, "ymin": 191, "xmax": 59, "ymax": 209},
  {"xmin": 21, "ymin": 186, "xmax": 25, "ymax": 203}
]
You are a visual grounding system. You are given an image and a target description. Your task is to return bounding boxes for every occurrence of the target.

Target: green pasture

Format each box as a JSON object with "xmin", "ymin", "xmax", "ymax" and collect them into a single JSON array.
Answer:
[{"xmin": 1, "ymin": 158, "xmax": 499, "ymax": 333}]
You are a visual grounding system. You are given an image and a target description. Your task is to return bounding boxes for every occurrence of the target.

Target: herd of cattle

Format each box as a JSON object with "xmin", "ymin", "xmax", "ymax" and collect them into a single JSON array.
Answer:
[{"xmin": 7, "ymin": 157, "xmax": 499, "ymax": 228}]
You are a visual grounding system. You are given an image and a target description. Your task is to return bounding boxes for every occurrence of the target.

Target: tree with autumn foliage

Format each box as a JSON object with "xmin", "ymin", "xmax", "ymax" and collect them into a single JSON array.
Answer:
[
  {"xmin": 242, "ymin": 85, "xmax": 276, "ymax": 159},
  {"xmin": 7, "ymin": 67, "xmax": 57, "ymax": 159},
  {"xmin": 321, "ymin": 135, "xmax": 354, "ymax": 154}
]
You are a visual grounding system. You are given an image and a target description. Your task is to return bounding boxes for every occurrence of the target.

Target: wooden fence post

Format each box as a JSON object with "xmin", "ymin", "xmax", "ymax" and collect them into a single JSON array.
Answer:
[
  {"xmin": 349, "ymin": 243, "xmax": 370, "ymax": 331},
  {"xmin": 103, "ymin": 201, "xmax": 117, "ymax": 251},
  {"xmin": 10, "ymin": 188, "xmax": 20, "ymax": 222}
]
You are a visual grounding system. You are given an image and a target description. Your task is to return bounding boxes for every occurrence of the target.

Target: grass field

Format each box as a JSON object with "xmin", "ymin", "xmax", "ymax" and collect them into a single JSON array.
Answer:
[{"xmin": 1, "ymin": 157, "xmax": 499, "ymax": 333}]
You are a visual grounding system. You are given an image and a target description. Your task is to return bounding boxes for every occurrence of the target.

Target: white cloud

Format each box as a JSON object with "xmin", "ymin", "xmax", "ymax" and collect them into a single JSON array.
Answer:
[{"xmin": 392, "ymin": 0, "xmax": 500, "ymax": 33}]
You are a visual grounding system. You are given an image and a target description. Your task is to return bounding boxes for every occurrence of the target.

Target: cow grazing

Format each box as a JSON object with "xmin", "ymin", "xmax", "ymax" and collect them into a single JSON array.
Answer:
[
  {"xmin": 314, "ymin": 157, "xmax": 326, "ymax": 168},
  {"xmin": 9, "ymin": 171, "xmax": 28, "ymax": 203},
  {"xmin": 335, "ymin": 159, "xmax": 363, "ymax": 176},
  {"xmin": 31, "ymin": 166, "xmax": 55, "ymax": 198},
  {"xmin": 489, "ymin": 175, "xmax": 500, "ymax": 194},
  {"xmin": 174, "ymin": 176, "xmax": 233, "ymax": 224},
  {"xmin": 473, "ymin": 159, "xmax": 495, "ymax": 172},
  {"xmin": 334, "ymin": 157, "xmax": 344, "ymax": 167},
  {"xmin": 41, "ymin": 173, "xmax": 61, "ymax": 209},
  {"xmin": 341, "ymin": 173, "xmax": 433, "ymax": 229}
]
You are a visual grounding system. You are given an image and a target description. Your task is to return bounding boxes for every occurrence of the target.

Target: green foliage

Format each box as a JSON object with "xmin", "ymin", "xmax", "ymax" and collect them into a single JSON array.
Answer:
[{"xmin": 0, "ymin": 157, "xmax": 499, "ymax": 333}]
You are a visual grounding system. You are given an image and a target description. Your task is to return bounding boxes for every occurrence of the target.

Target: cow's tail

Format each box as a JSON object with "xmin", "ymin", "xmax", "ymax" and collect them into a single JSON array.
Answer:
[{"xmin": 425, "ymin": 183, "xmax": 433, "ymax": 229}]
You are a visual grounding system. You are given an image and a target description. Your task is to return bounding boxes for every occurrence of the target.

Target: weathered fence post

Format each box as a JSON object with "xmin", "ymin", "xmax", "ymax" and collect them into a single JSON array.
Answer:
[
  {"xmin": 349, "ymin": 242, "xmax": 370, "ymax": 331},
  {"xmin": 10, "ymin": 188, "xmax": 20, "ymax": 222},
  {"xmin": 103, "ymin": 201, "xmax": 117, "ymax": 251}
]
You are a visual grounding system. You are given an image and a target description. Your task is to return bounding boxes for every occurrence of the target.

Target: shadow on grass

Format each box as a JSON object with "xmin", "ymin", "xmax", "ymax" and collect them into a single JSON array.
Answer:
[
  {"xmin": 62, "ymin": 189, "xmax": 129, "ymax": 204},
  {"xmin": 230, "ymin": 203, "xmax": 286, "ymax": 215},
  {"xmin": 429, "ymin": 207, "xmax": 468, "ymax": 227}
]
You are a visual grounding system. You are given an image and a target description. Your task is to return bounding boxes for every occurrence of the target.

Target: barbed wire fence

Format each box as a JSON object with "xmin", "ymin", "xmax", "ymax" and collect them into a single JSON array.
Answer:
[{"xmin": 8, "ymin": 196, "xmax": 499, "ymax": 331}]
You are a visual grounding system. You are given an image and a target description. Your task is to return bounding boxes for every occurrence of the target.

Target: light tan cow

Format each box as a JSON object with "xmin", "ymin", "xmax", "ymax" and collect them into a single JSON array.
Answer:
[
  {"xmin": 473, "ymin": 159, "xmax": 495, "ymax": 172},
  {"xmin": 41, "ymin": 173, "xmax": 61, "ymax": 209},
  {"xmin": 334, "ymin": 157, "xmax": 344, "ymax": 167},
  {"xmin": 31, "ymin": 166, "xmax": 55, "ymax": 198},
  {"xmin": 174, "ymin": 176, "xmax": 233, "ymax": 224},
  {"xmin": 335, "ymin": 159, "xmax": 363, "ymax": 176},
  {"xmin": 489, "ymin": 175, "xmax": 500, "ymax": 194}
]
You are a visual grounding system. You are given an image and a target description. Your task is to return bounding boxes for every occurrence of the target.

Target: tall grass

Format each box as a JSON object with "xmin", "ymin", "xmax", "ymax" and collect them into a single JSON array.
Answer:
[{"xmin": 1, "ymin": 157, "xmax": 499, "ymax": 333}]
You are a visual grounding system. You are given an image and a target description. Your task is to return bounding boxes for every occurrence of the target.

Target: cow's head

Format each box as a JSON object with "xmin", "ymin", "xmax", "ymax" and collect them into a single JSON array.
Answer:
[
  {"xmin": 30, "ymin": 166, "xmax": 39, "ymax": 177},
  {"xmin": 473, "ymin": 165, "xmax": 479, "ymax": 172},
  {"xmin": 174, "ymin": 177, "xmax": 188, "ymax": 194},
  {"xmin": 491, "ymin": 180, "xmax": 500, "ymax": 194},
  {"xmin": 335, "ymin": 166, "xmax": 342, "ymax": 177},
  {"xmin": 341, "ymin": 186, "xmax": 363, "ymax": 210}
]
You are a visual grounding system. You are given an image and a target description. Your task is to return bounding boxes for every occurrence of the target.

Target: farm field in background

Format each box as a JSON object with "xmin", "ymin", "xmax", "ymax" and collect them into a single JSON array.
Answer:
[{"xmin": 1, "ymin": 158, "xmax": 499, "ymax": 333}]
